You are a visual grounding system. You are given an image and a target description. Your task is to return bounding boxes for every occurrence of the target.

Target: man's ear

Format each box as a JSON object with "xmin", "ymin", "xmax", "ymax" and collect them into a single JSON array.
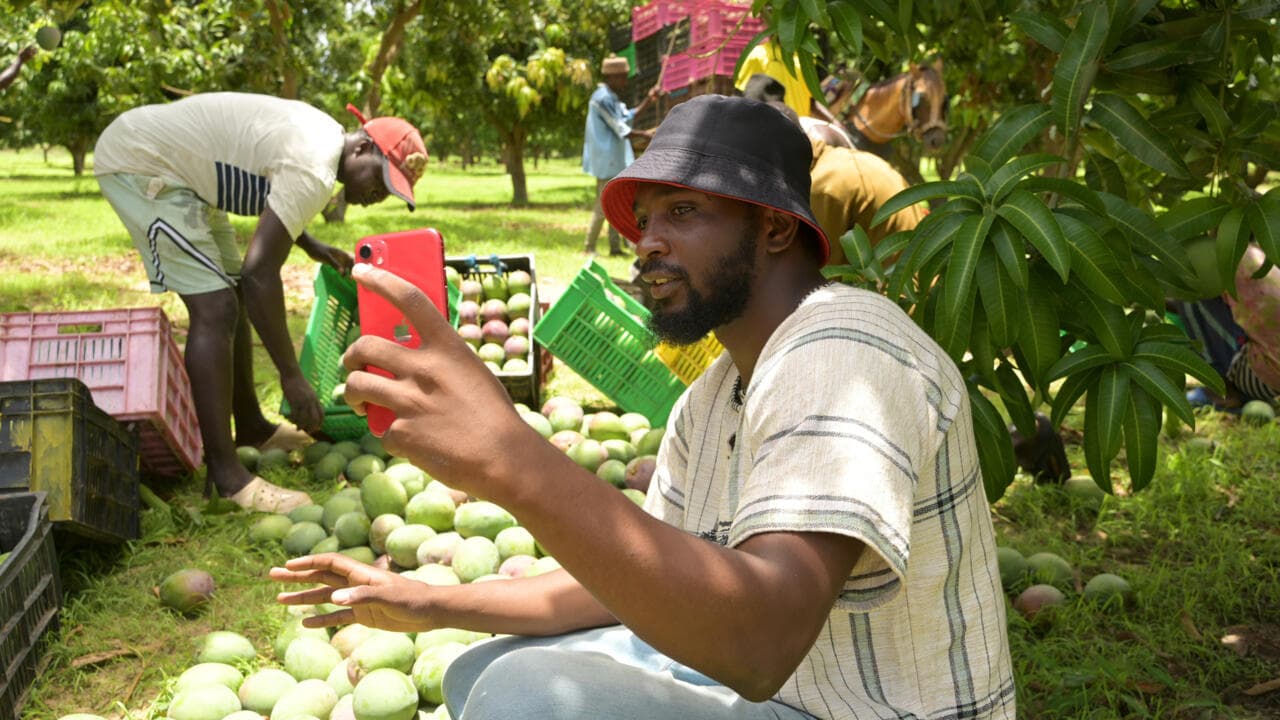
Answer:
[{"xmin": 762, "ymin": 208, "xmax": 801, "ymax": 255}]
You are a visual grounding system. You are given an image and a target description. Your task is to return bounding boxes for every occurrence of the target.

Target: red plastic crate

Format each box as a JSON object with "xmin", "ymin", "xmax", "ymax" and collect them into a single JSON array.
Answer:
[
  {"xmin": 688, "ymin": 0, "xmax": 765, "ymax": 46},
  {"xmin": 661, "ymin": 35, "xmax": 752, "ymax": 92},
  {"xmin": 0, "ymin": 308, "xmax": 201, "ymax": 477},
  {"xmin": 632, "ymin": 0, "xmax": 692, "ymax": 41}
]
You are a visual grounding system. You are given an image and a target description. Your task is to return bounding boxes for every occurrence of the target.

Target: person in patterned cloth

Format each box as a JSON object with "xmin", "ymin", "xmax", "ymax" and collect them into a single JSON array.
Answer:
[
  {"xmin": 271, "ymin": 94, "xmax": 1014, "ymax": 719},
  {"xmin": 94, "ymin": 93, "xmax": 427, "ymax": 512}
]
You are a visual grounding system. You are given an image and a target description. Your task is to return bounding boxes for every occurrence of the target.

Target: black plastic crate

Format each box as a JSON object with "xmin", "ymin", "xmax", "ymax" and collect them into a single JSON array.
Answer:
[
  {"xmin": 609, "ymin": 24, "xmax": 632, "ymax": 53},
  {"xmin": 447, "ymin": 254, "xmax": 543, "ymax": 408},
  {"xmin": 0, "ymin": 379, "xmax": 140, "ymax": 543},
  {"xmin": 0, "ymin": 492, "xmax": 61, "ymax": 720},
  {"xmin": 634, "ymin": 23, "xmax": 689, "ymax": 79}
]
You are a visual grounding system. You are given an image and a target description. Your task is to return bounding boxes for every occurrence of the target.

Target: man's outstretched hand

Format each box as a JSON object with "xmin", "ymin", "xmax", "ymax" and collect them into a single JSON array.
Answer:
[
  {"xmin": 271, "ymin": 553, "xmax": 434, "ymax": 632},
  {"xmin": 340, "ymin": 263, "xmax": 538, "ymax": 499}
]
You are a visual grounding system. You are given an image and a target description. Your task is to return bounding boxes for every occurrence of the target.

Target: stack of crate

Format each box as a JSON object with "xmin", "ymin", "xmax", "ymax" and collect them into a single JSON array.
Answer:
[
  {"xmin": 626, "ymin": 0, "xmax": 691, "ymax": 130},
  {"xmin": 660, "ymin": 0, "xmax": 765, "ymax": 112}
]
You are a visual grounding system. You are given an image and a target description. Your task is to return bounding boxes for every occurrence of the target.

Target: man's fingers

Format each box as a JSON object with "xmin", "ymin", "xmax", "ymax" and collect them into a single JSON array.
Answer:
[
  {"xmin": 342, "ymin": 369, "xmax": 407, "ymax": 419},
  {"xmin": 275, "ymin": 586, "xmax": 336, "ymax": 606},
  {"xmin": 302, "ymin": 608, "xmax": 356, "ymax": 628},
  {"xmin": 351, "ymin": 263, "xmax": 453, "ymax": 343},
  {"xmin": 342, "ymin": 334, "xmax": 424, "ymax": 375}
]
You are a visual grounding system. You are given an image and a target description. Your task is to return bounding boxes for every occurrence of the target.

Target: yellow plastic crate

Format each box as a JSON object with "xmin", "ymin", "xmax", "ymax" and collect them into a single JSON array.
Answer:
[{"xmin": 655, "ymin": 334, "xmax": 725, "ymax": 385}]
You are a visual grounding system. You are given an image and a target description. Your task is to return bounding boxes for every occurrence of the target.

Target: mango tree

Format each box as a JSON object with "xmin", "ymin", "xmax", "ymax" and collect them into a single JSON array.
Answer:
[{"xmin": 751, "ymin": 0, "xmax": 1279, "ymax": 500}]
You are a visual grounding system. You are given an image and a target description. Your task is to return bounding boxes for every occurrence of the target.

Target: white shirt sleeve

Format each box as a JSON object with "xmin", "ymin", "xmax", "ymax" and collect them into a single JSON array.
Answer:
[{"xmin": 266, "ymin": 164, "xmax": 334, "ymax": 239}]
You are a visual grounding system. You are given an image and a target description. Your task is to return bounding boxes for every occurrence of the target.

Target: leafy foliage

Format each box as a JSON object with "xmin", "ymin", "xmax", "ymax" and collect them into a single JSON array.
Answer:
[{"xmin": 769, "ymin": 0, "xmax": 1278, "ymax": 499}]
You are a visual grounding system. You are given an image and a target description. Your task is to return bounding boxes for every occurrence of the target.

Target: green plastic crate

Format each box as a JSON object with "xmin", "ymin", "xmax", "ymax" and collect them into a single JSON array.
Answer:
[
  {"xmin": 533, "ymin": 261, "xmax": 686, "ymax": 426},
  {"xmin": 284, "ymin": 264, "xmax": 460, "ymax": 441}
]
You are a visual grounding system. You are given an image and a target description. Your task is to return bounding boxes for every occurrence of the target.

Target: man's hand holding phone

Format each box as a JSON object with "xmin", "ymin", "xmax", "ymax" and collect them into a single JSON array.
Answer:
[{"xmin": 341, "ymin": 263, "xmax": 535, "ymax": 498}]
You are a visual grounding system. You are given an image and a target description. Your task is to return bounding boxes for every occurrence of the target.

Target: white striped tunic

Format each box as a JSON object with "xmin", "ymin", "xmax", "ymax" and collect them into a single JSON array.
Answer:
[{"xmin": 644, "ymin": 283, "xmax": 1016, "ymax": 719}]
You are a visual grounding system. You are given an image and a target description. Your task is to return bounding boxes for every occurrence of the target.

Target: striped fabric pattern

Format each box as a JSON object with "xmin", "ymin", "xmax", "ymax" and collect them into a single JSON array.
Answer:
[
  {"xmin": 215, "ymin": 161, "xmax": 271, "ymax": 216},
  {"xmin": 645, "ymin": 284, "xmax": 1015, "ymax": 719}
]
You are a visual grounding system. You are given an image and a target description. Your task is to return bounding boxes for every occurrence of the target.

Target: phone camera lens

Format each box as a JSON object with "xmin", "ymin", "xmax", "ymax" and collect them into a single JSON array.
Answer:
[{"xmin": 358, "ymin": 245, "xmax": 372, "ymax": 260}]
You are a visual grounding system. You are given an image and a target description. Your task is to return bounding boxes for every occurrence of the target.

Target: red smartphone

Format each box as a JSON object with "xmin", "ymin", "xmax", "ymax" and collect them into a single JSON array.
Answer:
[{"xmin": 355, "ymin": 228, "xmax": 448, "ymax": 436}]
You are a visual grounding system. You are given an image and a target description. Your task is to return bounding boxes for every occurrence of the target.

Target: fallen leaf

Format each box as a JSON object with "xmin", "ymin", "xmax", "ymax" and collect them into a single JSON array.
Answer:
[
  {"xmin": 1181, "ymin": 611, "xmax": 1203, "ymax": 641},
  {"xmin": 1243, "ymin": 677, "xmax": 1280, "ymax": 696},
  {"xmin": 1221, "ymin": 633, "xmax": 1248, "ymax": 657},
  {"xmin": 70, "ymin": 646, "xmax": 136, "ymax": 669}
]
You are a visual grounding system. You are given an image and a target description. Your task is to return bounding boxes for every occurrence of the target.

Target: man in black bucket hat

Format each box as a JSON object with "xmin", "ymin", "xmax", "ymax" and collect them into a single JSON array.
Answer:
[{"xmin": 272, "ymin": 95, "xmax": 1015, "ymax": 719}]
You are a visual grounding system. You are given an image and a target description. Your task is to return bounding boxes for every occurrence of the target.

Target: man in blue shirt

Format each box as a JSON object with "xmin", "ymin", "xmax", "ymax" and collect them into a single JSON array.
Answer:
[{"xmin": 582, "ymin": 55, "xmax": 658, "ymax": 256}]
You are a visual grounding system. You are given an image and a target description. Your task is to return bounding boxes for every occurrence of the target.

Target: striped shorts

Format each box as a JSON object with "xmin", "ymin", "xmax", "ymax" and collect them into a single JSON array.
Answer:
[
  {"xmin": 1227, "ymin": 346, "xmax": 1279, "ymax": 403},
  {"xmin": 98, "ymin": 172, "xmax": 242, "ymax": 296}
]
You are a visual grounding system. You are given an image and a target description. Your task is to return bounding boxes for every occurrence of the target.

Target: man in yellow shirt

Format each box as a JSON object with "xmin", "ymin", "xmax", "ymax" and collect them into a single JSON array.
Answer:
[{"xmin": 734, "ymin": 40, "xmax": 813, "ymax": 118}]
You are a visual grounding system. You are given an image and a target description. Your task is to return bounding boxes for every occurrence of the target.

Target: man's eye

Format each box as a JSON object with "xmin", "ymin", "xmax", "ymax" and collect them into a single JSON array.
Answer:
[{"xmin": 672, "ymin": 205, "xmax": 693, "ymax": 217}]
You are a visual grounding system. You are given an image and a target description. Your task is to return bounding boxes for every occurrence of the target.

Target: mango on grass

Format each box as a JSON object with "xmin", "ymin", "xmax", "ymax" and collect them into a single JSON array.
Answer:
[
  {"xmin": 1083, "ymin": 573, "xmax": 1133, "ymax": 608},
  {"xmin": 236, "ymin": 446, "xmax": 260, "ymax": 471},
  {"xmin": 270, "ymin": 679, "xmax": 338, "ymax": 720},
  {"xmin": 168, "ymin": 683, "xmax": 241, "ymax": 720},
  {"xmin": 159, "ymin": 568, "xmax": 215, "ymax": 615},
  {"xmin": 258, "ymin": 448, "xmax": 291, "ymax": 472},
  {"xmin": 353, "ymin": 668, "xmax": 418, "ymax": 720},
  {"xmin": 406, "ymin": 489, "xmax": 457, "ymax": 532},
  {"xmin": 411, "ymin": 642, "xmax": 469, "ymax": 705},
  {"xmin": 996, "ymin": 547, "xmax": 1028, "ymax": 592},
  {"xmin": 250, "ymin": 514, "xmax": 294, "ymax": 544},
  {"xmin": 323, "ymin": 495, "xmax": 364, "ymax": 532},
  {"xmin": 362, "ymin": 472, "xmax": 409, "ymax": 518},
  {"xmin": 175, "ymin": 662, "xmax": 243, "ymax": 694},
  {"xmin": 314, "ymin": 452, "xmax": 349, "ymax": 482},
  {"xmin": 274, "ymin": 619, "xmax": 330, "ymax": 660},
  {"xmin": 1013, "ymin": 584, "xmax": 1065, "ymax": 623},
  {"xmin": 349, "ymin": 631, "xmax": 416, "ymax": 681},
  {"xmin": 386, "ymin": 524, "xmax": 437, "ymax": 568},
  {"xmin": 283, "ymin": 521, "xmax": 329, "ymax": 557},
  {"xmin": 335, "ymin": 511, "xmax": 373, "ymax": 548},
  {"xmin": 1242, "ymin": 399, "xmax": 1275, "ymax": 426},
  {"xmin": 239, "ymin": 667, "xmax": 298, "ymax": 715},
  {"xmin": 197, "ymin": 631, "xmax": 256, "ymax": 665},
  {"xmin": 1026, "ymin": 552, "xmax": 1073, "ymax": 589},
  {"xmin": 452, "ymin": 536, "xmax": 500, "ymax": 583},
  {"xmin": 285, "ymin": 636, "xmax": 343, "ymax": 681}
]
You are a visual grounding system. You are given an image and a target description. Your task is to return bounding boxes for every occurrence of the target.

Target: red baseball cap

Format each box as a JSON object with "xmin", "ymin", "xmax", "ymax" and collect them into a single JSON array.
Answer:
[{"xmin": 346, "ymin": 104, "xmax": 427, "ymax": 210}]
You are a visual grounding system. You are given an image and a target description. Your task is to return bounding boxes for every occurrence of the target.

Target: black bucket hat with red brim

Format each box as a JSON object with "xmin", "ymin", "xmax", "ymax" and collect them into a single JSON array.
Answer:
[{"xmin": 601, "ymin": 94, "xmax": 829, "ymax": 264}]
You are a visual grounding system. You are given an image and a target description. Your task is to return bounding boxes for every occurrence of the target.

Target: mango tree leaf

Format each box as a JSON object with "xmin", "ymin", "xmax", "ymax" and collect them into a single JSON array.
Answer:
[
  {"xmin": 840, "ymin": 224, "xmax": 874, "ymax": 269},
  {"xmin": 1098, "ymin": 192, "xmax": 1194, "ymax": 278},
  {"xmin": 1052, "ymin": 0, "xmax": 1110, "ymax": 134},
  {"xmin": 968, "ymin": 386, "xmax": 1018, "ymax": 503},
  {"xmin": 997, "ymin": 190, "xmax": 1071, "ymax": 282},
  {"xmin": 1011, "ymin": 10, "xmax": 1069, "ymax": 53},
  {"xmin": 994, "ymin": 361, "xmax": 1037, "ymax": 438},
  {"xmin": 1095, "ymin": 364, "xmax": 1129, "ymax": 458},
  {"xmin": 1047, "ymin": 344, "xmax": 1114, "ymax": 382},
  {"xmin": 1131, "ymin": 342, "xmax": 1225, "ymax": 395},
  {"xmin": 1058, "ymin": 213, "xmax": 1130, "ymax": 305},
  {"xmin": 1018, "ymin": 176, "xmax": 1107, "ymax": 214},
  {"xmin": 1216, "ymin": 207, "xmax": 1249, "ymax": 299},
  {"xmin": 798, "ymin": 0, "xmax": 830, "ymax": 28},
  {"xmin": 965, "ymin": 155, "xmax": 993, "ymax": 183},
  {"xmin": 1247, "ymin": 188, "xmax": 1280, "ymax": 268},
  {"xmin": 1125, "ymin": 358, "xmax": 1195, "ymax": 428},
  {"xmin": 795, "ymin": 49, "xmax": 827, "ymax": 117},
  {"xmin": 970, "ymin": 104, "xmax": 1054, "ymax": 168},
  {"xmin": 1016, "ymin": 275, "xmax": 1061, "ymax": 391},
  {"xmin": 1104, "ymin": 37, "xmax": 1195, "ymax": 71},
  {"xmin": 875, "ymin": 230, "xmax": 912, "ymax": 266},
  {"xmin": 827, "ymin": 1, "xmax": 863, "ymax": 59},
  {"xmin": 777, "ymin": 0, "xmax": 802, "ymax": 60},
  {"xmin": 1088, "ymin": 93, "xmax": 1191, "ymax": 178},
  {"xmin": 859, "ymin": 0, "xmax": 902, "ymax": 33},
  {"xmin": 872, "ymin": 180, "xmax": 982, "ymax": 228},
  {"xmin": 1123, "ymin": 385, "xmax": 1162, "ymax": 491},
  {"xmin": 936, "ymin": 211, "xmax": 993, "ymax": 360},
  {"xmin": 886, "ymin": 211, "xmax": 968, "ymax": 302},
  {"xmin": 991, "ymin": 220, "xmax": 1028, "ymax": 289},
  {"xmin": 898, "ymin": 0, "xmax": 913, "ymax": 45},
  {"xmin": 1051, "ymin": 368, "xmax": 1097, "ymax": 430},
  {"xmin": 1156, "ymin": 196, "xmax": 1229, "ymax": 243},
  {"xmin": 1082, "ymin": 380, "xmax": 1115, "ymax": 483},
  {"xmin": 1076, "ymin": 290, "xmax": 1132, "ymax": 359},
  {"xmin": 970, "ymin": 310, "xmax": 1000, "ymax": 388},
  {"xmin": 1186, "ymin": 82, "xmax": 1232, "ymax": 140},
  {"xmin": 976, "ymin": 245, "xmax": 1021, "ymax": 348},
  {"xmin": 988, "ymin": 153, "xmax": 1066, "ymax": 204},
  {"xmin": 1084, "ymin": 150, "xmax": 1127, "ymax": 196}
]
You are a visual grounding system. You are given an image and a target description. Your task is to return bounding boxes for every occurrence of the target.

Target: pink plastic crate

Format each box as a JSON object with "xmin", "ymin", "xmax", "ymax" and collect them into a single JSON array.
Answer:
[
  {"xmin": 689, "ymin": 0, "xmax": 765, "ymax": 45},
  {"xmin": 632, "ymin": 0, "xmax": 692, "ymax": 41},
  {"xmin": 661, "ymin": 35, "xmax": 752, "ymax": 92},
  {"xmin": 0, "ymin": 307, "xmax": 201, "ymax": 477}
]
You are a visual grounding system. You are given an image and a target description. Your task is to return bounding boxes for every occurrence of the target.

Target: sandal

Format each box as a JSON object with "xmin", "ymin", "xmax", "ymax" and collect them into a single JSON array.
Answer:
[
  {"xmin": 230, "ymin": 476, "xmax": 312, "ymax": 514},
  {"xmin": 258, "ymin": 423, "xmax": 315, "ymax": 453}
]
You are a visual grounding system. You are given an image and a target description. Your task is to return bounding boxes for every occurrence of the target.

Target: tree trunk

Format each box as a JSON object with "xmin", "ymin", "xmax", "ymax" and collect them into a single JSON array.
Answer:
[
  {"xmin": 265, "ymin": 0, "xmax": 298, "ymax": 99},
  {"xmin": 505, "ymin": 128, "xmax": 529, "ymax": 205},
  {"xmin": 365, "ymin": 0, "xmax": 422, "ymax": 117},
  {"xmin": 936, "ymin": 124, "xmax": 980, "ymax": 181},
  {"xmin": 890, "ymin": 142, "xmax": 926, "ymax": 187},
  {"xmin": 68, "ymin": 138, "xmax": 86, "ymax": 176}
]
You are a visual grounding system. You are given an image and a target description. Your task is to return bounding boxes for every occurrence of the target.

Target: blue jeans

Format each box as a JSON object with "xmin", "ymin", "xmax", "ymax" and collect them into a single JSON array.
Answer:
[{"xmin": 442, "ymin": 625, "xmax": 818, "ymax": 720}]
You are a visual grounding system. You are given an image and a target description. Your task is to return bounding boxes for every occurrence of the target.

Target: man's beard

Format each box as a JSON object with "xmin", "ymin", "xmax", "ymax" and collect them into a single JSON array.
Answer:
[{"xmin": 645, "ymin": 217, "xmax": 759, "ymax": 345}]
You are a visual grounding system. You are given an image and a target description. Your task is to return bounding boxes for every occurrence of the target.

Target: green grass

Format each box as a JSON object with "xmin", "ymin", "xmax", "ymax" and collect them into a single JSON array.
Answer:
[{"xmin": 4, "ymin": 147, "xmax": 1279, "ymax": 719}]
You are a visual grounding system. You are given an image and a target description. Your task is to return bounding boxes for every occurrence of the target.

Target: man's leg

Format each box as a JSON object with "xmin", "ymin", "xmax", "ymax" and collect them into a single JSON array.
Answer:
[
  {"xmin": 584, "ymin": 176, "xmax": 609, "ymax": 254},
  {"xmin": 179, "ymin": 288, "xmax": 252, "ymax": 498},
  {"xmin": 443, "ymin": 627, "xmax": 815, "ymax": 720},
  {"xmin": 229, "ymin": 285, "xmax": 278, "ymax": 447}
]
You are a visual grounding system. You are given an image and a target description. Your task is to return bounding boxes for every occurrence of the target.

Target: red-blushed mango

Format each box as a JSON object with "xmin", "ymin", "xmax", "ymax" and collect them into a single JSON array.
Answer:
[
  {"xmin": 1083, "ymin": 573, "xmax": 1133, "ymax": 608},
  {"xmin": 368, "ymin": 514, "xmax": 406, "ymax": 555},
  {"xmin": 416, "ymin": 531, "xmax": 464, "ymax": 566},
  {"xmin": 1013, "ymin": 584, "xmax": 1065, "ymax": 623},
  {"xmin": 625, "ymin": 456, "xmax": 657, "ymax": 493},
  {"xmin": 331, "ymin": 623, "xmax": 377, "ymax": 658},
  {"xmin": 452, "ymin": 536, "xmax": 500, "ymax": 583},
  {"xmin": 549, "ymin": 429, "xmax": 585, "ymax": 452},
  {"xmin": 159, "ymin": 568, "xmax": 215, "ymax": 615},
  {"xmin": 499, "ymin": 554, "xmax": 538, "ymax": 578}
]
